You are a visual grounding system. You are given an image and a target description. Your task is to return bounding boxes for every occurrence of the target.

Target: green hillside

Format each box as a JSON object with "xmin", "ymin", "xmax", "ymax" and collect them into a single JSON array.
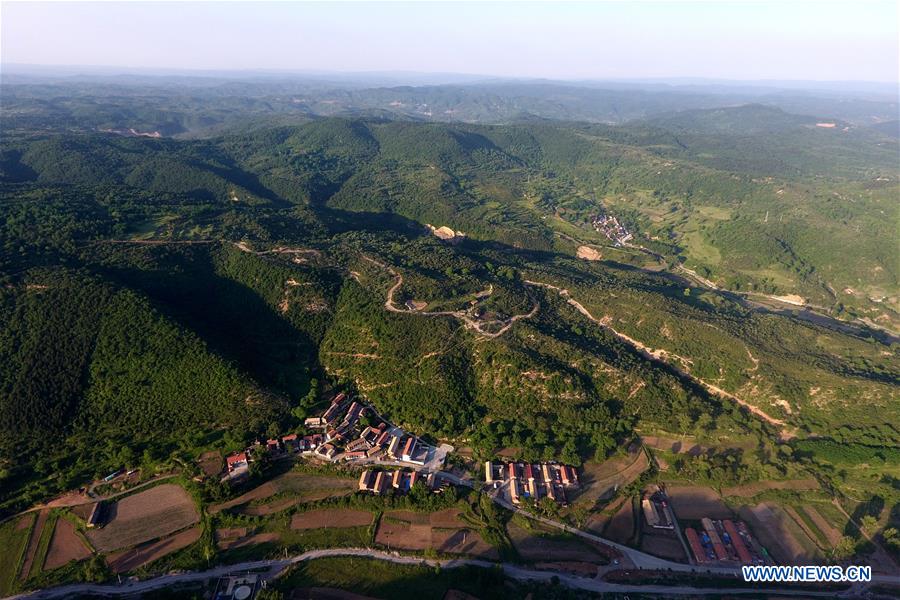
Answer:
[{"xmin": 0, "ymin": 114, "xmax": 897, "ymax": 517}]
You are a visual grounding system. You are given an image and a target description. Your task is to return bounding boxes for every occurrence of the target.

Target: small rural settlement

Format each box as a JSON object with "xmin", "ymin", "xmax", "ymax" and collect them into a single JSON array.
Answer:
[{"xmin": 1, "ymin": 389, "xmax": 889, "ymax": 600}]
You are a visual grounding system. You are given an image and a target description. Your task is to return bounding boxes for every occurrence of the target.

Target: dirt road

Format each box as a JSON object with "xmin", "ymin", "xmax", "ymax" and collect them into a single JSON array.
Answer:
[{"xmin": 523, "ymin": 279, "xmax": 793, "ymax": 437}]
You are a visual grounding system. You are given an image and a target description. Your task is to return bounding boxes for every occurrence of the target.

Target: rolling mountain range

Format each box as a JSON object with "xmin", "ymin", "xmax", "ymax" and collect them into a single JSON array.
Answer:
[{"xmin": 1, "ymin": 103, "xmax": 897, "ymax": 517}]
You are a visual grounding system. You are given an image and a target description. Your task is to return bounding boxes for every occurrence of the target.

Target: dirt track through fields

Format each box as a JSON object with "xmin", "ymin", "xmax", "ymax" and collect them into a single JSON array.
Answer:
[{"xmin": 19, "ymin": 509, "xmax": 49, "ymax": 580}]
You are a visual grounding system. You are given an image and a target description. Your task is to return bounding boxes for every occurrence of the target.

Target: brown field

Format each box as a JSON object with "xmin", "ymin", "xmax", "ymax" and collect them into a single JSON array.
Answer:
[
  {"xmin": 44, "ymin": 518, "xmax": 92, "ymax": 570},
  {"xmin": 383, "ymin": 509, "xmax": 465, "ymax": 528},
  {"xmin": 603, "ymin": 501, "xmax": 634, "ymax": 543},
  {"xmin": 508, "ymin": 521, "xmax": 609, "ymax": 563},
  {"xmin": 666, "ymin": 486, "xmax": 732, "ymax": 520},
  {"xmin": 70, "ymin": 504, "xmax": 94, "ymax": 521},
  {"xmin": 584, "ymin": 495, "xmax": 629, "ymax": 535},
  {"xmin": 741, "ymin": 503, "xmax": 817, "ymax": 565},
  {"xmin": 106, "ymin": 526, "xmax": 201, "ymax": 573},
  {"xmin": 374, "ymin": 511, "xmax": 495, "ymax": 558},
  {"xmin": 216, "ymin": 527, "xmax": 280, "ymax": 551},
  {"xmin": 210, "ymin": 472, "xmax": 356, "ymax": 514},
  {"xmin": 290, "ymin": 509, "xmax": 373, "ymax": 530},
  {"xmin": 576, "ymin": 448, "xmax": 649, "ymax": 504},
  {"xmin": 432, "ymin": 528, "xmax": 498, "ymax": 558},
  {"xmin": 640, "ymin": 534, "xmax": 686, "ymax": 561},
  {"xmin": 87, "ymin": 484, "xmax": 199, "ymax": 552},
  {"xmin": 19, "ymin": 509, "xmax": 50, "ymax": 580},
  {"xmin": 722, "ymin": 479, "xmax": 819, "ymax": 498},
  {"xmin": 197, "ymin": 451, "xmax": 223, "ymax": 477},
  {"xmin": 375, "ymin": 519, "xmax": 430, "ymax": 550},
  {"xmin": 802, "ymin": 506, "xmax": 842, "ymax": 547}
]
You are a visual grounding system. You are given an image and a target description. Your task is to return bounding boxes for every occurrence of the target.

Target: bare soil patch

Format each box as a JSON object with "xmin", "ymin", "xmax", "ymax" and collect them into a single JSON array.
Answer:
[
  {"xmin": 577, "ymin": 449, "xmax": 648, "ymax": 503},
  {"xmin": 576, "ymin": 246, "xmax": 603, "ymax": 261},
  {"xmin": 87, "ymin": 484, "xmax": 199, "ymax": 552},
  {"xmin": 666, "ymin": 486, "xmax": 732, "ymax": 520},
  {"xmin": 106, "ymin": 526, "xmax": 201, "ymax": 573},
  {"xmin": 290, "ymin": 510, "xmax": 372, "ymax": 530},
  {"xmin": 603, "ymin": 501, "xmax": 634, "ymax": 544},
  {"xmin": 640, "ymin": 534, "xmax": 686, "ymax": 561},
  {"xmin": 198, "ymin": 451, "xmax": 223, "ymax": 478},
  {"xmin": 216, "ymin": 529, "xmax": 279, "ymax": 551},
  {"xmin": 44, "ymin": 518, "xmax": 91, "ymax": 570},
  {"xmin": 508, "ymin": 521, "xmax": 608, "ymax": 563},
  {"xmin": 722, "ymin": 479, "xmax": 819, "ymax": 498},
  {"xmin": 375, "ymin": 519, "xmax": 430, "ymax": 550},
  {"xmin": 432, "ymin": 528, "xmax": 498, "ymax": 559},
  {"xmin": 741, "ymin": 503, "xmax": 816, "ymax": 565},
  {"xmin": 70, "ymin": 504, "xmax": 94, "ymax": 521},
  {"xmin": 19, "ymin": 509, "xmax": 49, "ymax": 580},
  {"xmin": 383, "ymin": 509, "xmax": 465, "ymax": 528}
]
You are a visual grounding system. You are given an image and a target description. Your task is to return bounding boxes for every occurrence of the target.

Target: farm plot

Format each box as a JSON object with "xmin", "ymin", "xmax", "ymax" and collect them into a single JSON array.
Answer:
[
  {"xmin": 87, "ymin": 484, "xmax": 199, "ymax": 552},
  {"xmin": 576, "ymin": 448, "xmax": 649, "ymax": 504},
  {"xmin": 508, "ymin": 520, "xmax": 610, "ymax": 564},
  {"xmin": 106, "ymin": 526, "xmax": 201, "ymax": 573},
  {"xmin": 18, "ymin": 509, "xmax": 50, "ymax": 581},
  {"xmin": 215, "ymin": 527, "xmax": 280, "ymax": 551},
  {"xmin": 740, "ymin": 503, "xmax": 819, "ymax": 565},
  {"xmin": 210, "ymin": 472, "xmax": 356, "ymax": 514},
  {"xmin": 291, "ymin": 510, "xmax": 373, "ymax": 530},
  {"xmin": 197, "ymin": 451, "xmax": 223, "ymax": 478},
  {"xmin": 44, "ymin": 518, "xmax": 92, "ymax": 570},
  {"xmin": 666, "ymin": 486, "xmax": 732, "ymax": 520},
  {"xmin": 722, "ymin": 479, "xmax": 819, "ymax": 497},
  {"xmin": 375, "ymin": 510, "xmax": 496, "ymax": 558},
  {"xmin": 640, "ymin": 534, "xmax": 686, "ymax": 561},
  {"xmin": 801, "ymin": 506, "xmax": 843, "ymax": 547},
  {"xmin": 602, "ymin": 500, "xmax": 635, "ymax": 544},
  {"xmin": 584, "ymin": 495, "xmax": 628, "ymax": 535}
]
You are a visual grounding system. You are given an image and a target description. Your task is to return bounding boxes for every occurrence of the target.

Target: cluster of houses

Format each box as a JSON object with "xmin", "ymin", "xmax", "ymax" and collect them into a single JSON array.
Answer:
[
  {"xmin": 358, "ymin": 468, "xmax": 451, "ymax": 495},
  {"xmin": 222, "ymin": 392, "xmax": 435, "ymax": 482},
  {"xmin": 304, "ymin": 393, "xmax": 431, "ymax": 465},
  {"xmin": 485, "ymin": 461, "xmax": 579, "ymax": 505},
  {"xmin": 592, "ymin": 210, "xmax": 633, "ymax": 247}
]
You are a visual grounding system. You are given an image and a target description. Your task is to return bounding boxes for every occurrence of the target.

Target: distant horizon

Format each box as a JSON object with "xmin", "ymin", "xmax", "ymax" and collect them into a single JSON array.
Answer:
[
  {"xmin": 3, "ymin": 63, "xmax": 898, "ymax": 89},
  {"xmin": 2, "ymin": 2, "xmax": 897, "ymax": 82}
]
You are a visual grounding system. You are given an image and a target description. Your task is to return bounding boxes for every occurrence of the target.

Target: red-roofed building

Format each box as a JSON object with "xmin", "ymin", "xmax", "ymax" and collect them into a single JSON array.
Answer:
[
  {"xmin": 401, "ymin": 437, "xmax": 417, "ymax": 462},
  {"xmin": 226, "ymin": 452, "xmax": 248, "ymax": 473}
]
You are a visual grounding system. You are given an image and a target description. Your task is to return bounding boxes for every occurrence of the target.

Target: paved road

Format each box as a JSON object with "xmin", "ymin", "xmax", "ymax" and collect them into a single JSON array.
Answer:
[{"xmin": 11, "ymin": 547, "xmax": 892, "ymax": 600}]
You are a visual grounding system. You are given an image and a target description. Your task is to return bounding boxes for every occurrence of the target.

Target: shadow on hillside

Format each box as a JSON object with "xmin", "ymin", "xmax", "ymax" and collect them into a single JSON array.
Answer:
[{"xmin": 92, "ymin": 245, "xmax": 322, "ymax": 401}]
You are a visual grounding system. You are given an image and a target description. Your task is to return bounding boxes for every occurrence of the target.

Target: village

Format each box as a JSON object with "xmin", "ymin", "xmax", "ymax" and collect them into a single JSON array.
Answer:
[{"xmin": 591, "ymin": 209, "xmax": 633, "ymax": 246}]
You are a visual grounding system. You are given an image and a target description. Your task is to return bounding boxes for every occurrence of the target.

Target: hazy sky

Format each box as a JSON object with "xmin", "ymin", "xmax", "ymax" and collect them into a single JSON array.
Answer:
[{"xmin": 2, "ymin": 1, "xmax": 898, "ymax": 82}]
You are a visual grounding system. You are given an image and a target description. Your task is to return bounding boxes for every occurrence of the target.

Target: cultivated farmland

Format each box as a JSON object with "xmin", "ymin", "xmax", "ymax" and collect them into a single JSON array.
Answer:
[
  {"xmin": 87, "ymin": 484, "xmax": 199, "ymax": 552},
  {"xmin": 291, "ymin": 509, "xmax": 373, "ymax": 530},
  {"xmin": 44, "ymin": 518, "xmax": 91, "ymax": 570},
  {"xmin": 106, "ymin": 526, "xmax": 201, "ymax": 573}
]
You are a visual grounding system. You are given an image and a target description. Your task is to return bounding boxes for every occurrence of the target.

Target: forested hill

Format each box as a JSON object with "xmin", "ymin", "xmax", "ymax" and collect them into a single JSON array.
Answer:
[{"xmin": 0, "ymin": 113, "xmax": 898, "ymax": 515}]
